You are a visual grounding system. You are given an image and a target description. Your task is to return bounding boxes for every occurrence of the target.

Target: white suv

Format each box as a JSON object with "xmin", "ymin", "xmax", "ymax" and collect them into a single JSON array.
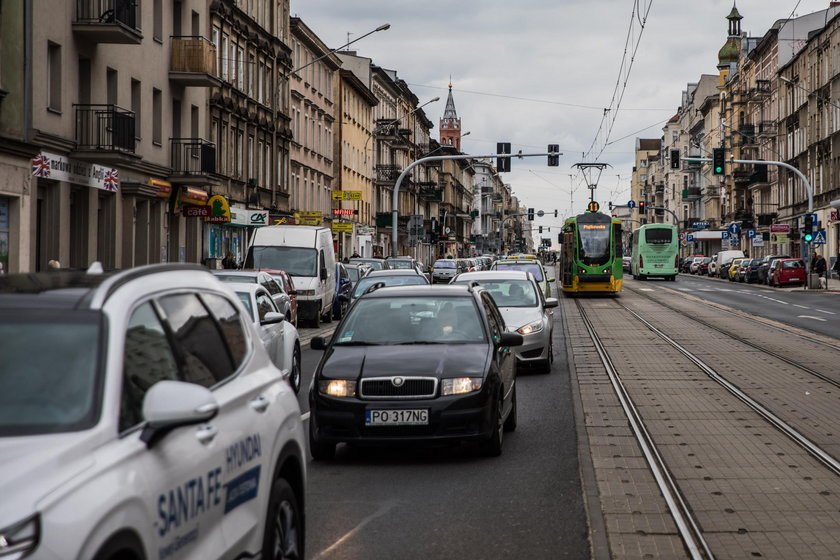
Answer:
[{"xmin": 0, "ymin": 264, "xmax": 306, "ymax": 560}]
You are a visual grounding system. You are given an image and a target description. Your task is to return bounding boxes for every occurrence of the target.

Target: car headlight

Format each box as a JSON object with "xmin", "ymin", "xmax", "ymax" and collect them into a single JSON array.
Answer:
[
  {"xmin": 517, "ymin": 320, "xmax": 544, "ymax": 335},
  {"xmin": 297, "ymin": 289, "xmax": 316, "ymax": 296},
  {"xmin": 441, "ymin": 377, "xmax": 483, "ymax": 396},
  {"xmin": 319, "ymin": 379, "xmax": 357, "ymax": 398},
  {"xmin": 0, "ymin": 514, "xmax": 39, "ymax": 558}
]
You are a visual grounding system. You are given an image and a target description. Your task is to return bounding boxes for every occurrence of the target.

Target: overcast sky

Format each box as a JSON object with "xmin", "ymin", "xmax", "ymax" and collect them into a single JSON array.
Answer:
[{"xmin": 291, "ymin": 0, "xmax": 833, "ymax": 238}]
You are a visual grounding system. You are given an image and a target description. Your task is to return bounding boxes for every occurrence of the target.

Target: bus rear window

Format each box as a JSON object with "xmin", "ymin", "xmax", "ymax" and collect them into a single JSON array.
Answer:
[{"xmin": 644, "ymin": 228, "xmax": 673, "ymax": 244}]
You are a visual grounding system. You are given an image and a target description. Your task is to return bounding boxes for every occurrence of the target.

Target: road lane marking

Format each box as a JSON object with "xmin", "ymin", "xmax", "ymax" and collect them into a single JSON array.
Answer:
[
  {"xmin": 639, "ymin": 288, "xmax": 655, "ymax": 292},
  {"xmin": 799, "ymin": 315, "xmax": 828, "ymax": 321},
  {"xmin": 313, "ymin": 500, "xmax": 399, "ymax": 559},
  {"xmin": 817, "ymin": 309, "xmax": 836, "ymax": 315},
  {"xmin": 794, "ymin": 304, "xmax": 809, "ymax": 309}
]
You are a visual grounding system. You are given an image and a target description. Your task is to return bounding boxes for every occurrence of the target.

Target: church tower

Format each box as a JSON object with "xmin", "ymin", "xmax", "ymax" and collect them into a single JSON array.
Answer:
[
  {"xmin": 717, "ymin": 3, "xmax": 743, "ymax": 86},
  {"xmin": 439, "ymin": 83, "xmax": 462, "ymax": 151}
]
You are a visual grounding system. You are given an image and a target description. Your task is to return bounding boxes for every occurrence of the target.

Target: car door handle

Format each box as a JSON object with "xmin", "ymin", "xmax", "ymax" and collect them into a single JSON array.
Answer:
[
  {"xmin": 196, "ymin": 424, "xmax": 218, "ymax": 445},
  {"xmin": 249, "ymin": 395, "xmax": 270, "ymax": 413}
]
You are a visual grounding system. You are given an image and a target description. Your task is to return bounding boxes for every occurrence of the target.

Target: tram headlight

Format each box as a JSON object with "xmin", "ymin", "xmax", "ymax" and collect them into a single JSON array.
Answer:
[
  {"xmin": 603, "ymin": 267, "xmax": 611, "ymax": 274},
  {"xmin": 578, "ymin": 267, "xmax": 587, "ymax": 274}
]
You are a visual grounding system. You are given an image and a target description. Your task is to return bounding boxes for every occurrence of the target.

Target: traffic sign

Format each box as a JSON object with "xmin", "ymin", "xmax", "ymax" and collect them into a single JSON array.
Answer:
[
  {"xmin": 627, "ymin": 200, "xmax": 636, "ymax": 209},
  {"xmin": 746, "ymin": 229, "xmax": 755, "ymax": 239},
  {"xmin": 721, "ymin": 231, "xmax": 729, "ymax": 239},
  {"xmin": 686, "ymin": 234, "xmax": 695, "ymax": 242},
  {"xmin": 813, "ymin": 230, "xmax": 827, "ymax": 245},
  {"xmin": 728, "ymin": 222, "xmax": 741, "ymax": 235}
]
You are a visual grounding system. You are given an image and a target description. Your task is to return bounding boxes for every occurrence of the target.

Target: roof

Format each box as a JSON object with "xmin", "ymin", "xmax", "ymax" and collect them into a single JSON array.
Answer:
[
  {"xmin": 367, "ymin": 269, "xmax": 422, "ymax": 277},
  {"xmin": 363, "ymin": 284, "xmax": 475, "ymax": 298},
  {"xmin": 454, "ymin": 271, "xmax": 530, "ymax": 281},
  {"xmin": 443, "ymin": 85, "xmax": 458, "ymax": 120}
]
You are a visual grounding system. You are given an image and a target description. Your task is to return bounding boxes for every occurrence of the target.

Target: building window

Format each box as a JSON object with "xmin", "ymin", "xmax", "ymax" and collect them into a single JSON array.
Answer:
[
  {"xmin": 47, "ymin": 42, "xmax": 61, "ymax": 112},
  {"xmin": 221, "ymin": 35, "xmax": 229, "ymax": 81},
  {"xmin": 237, "ymin": 46, "xmax": 244, "ymax": 90},
  {"xmin": 131, "ymin": 79, "xmax": 141, "ymax": 140},
  {"xmin": 211, "ymin": 26, "xmax": 221, "ymax": 75},
  {"xmin": 152, "ymin": 88, "xmax": 162, "ymax": 145},
  {"xmin": 153, "ymin": 0, "xmax": 162, "ymax": 42}
]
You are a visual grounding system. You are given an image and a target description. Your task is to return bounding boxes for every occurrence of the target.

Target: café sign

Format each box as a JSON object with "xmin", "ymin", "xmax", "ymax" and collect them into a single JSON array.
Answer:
[{"xmin": 32, "ymin": 151, "xmax": 120, "ymax": 192}]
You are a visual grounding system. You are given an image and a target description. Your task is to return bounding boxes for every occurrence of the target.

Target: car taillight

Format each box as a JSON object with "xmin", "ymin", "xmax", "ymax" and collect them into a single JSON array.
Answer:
[
  {"xmin": 639, "ymin": 255, "xmax": 644, "ymax": 268},
  {"xmin": 675, "ymin": 255, "xmax": 679, "ymax": 268}
]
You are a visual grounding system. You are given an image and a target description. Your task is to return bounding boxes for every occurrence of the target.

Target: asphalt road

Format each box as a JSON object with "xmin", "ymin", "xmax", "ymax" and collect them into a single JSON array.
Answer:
[
  {"xmin": 295, "ymin": 291, "xmax": 590, "ymax": 559},
  {"xmin": 630, "ymin": 272, "xmax": 840, "ymax": 339}
]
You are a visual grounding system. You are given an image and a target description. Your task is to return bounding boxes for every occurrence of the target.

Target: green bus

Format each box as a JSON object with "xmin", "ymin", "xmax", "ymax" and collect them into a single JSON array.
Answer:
[{"xmin": 630, "ymin": 224, "xmax": 679, "ymax": 281}]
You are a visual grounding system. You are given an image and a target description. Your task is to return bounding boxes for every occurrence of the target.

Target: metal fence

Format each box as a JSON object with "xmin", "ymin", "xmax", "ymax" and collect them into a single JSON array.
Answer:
[
  {"xmin": 170, "ymin": 139, "xmax": 216, "ymax": 175},
  {"xmin": 75, "ymin": 104, "xmax": 135, "ymax": 152},
  {"xmin": 76, "ymin": 0, "xmax": 137, "ymax": 28}
]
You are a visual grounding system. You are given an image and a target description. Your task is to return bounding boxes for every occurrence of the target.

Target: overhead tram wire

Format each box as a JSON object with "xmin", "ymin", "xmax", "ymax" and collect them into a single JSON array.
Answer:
[{"xmin": 583, "ymin": 0, "xmax": 655, "ymax": 163}]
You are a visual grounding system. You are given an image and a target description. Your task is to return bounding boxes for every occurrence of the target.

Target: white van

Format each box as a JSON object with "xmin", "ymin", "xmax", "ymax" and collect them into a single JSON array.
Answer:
[
  {"xmin": 245, "ymin": 225, "xmax": 336, "ymax": 327},
  {"xmin": 715, "ymin": 249, "xmax": 745, "ymax": 278}
]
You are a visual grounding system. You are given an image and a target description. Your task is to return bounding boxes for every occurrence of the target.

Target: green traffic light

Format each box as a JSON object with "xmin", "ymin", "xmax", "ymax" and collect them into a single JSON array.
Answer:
[
  {"xmin": 714, "ymin": 166, "xmax": 723, "ymax": 174},
  {"xmin": 804, "ymin": 233, "xmax": 814, "ymax": 242}
]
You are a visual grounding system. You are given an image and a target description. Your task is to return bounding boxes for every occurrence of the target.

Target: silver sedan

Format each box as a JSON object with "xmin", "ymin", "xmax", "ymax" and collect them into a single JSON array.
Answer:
[{"xmin": 451, "ymin": 270, "xmax": 557, "ymax": 373}]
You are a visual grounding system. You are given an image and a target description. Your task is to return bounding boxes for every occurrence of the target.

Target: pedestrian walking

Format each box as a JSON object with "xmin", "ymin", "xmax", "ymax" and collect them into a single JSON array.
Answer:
[
  {"xmin": 350, "ymin": 249, "xmax": 360, "ymax": 258},
  {"xmin": 222, "ymin": 251, "xmax": 237, "ymax": 269},
  {"xmin": 813, "ymin": 252, "xmax": 828, "ymax": 289}
]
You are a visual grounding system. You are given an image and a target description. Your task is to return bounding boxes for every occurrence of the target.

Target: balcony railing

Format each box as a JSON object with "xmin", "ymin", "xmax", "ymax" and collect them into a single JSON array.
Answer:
[
  {"xmin": 757, "ymin": 121, "xmax": 778, "ymax": 136},
  {"xmin": 73, "ymin": 0, "xmax": 142, "ymax": 44},
  {"xmin": 738, "ymin": 124, "xmax": 756, "ymax": 145},
  {"xmin": 682, "ymin": 187, "xmax": 701, "ymax": 200},
  {"xmin": 169, "ymin": 36, "xmax": 221, "ymax": 87},
  {"xmin": 74, "ymin": 104, "xmax": 135, "ymax": 153},
  {"xmin": 375, "ymin": 164, "xmax": 401, "ymax": 182},
  {"xmin": 170, "ymin": 139, "xmax": 215, "ymax": 176},
  {"xmin": 733, "ymin": 166, "xmax": 753, "ymax": 183},
  {"xmin": 749, "ymin": 79, "xmax": 771, "ymax": 100},
  {"xmin": 374, "ymin": 119, "xmax": 399, "ymax": 138},
  {"xmin": 654, "ymin": 183, "xmax": 665, "ymax": 193}
]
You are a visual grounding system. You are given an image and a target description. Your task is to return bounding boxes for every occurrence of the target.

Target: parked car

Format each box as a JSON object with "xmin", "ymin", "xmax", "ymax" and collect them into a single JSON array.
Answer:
[
  {"xmin": 689, "ymin": 257, "xmax": 709, "ymax": 274},
  {"xmin": 349, "ymin": 269, "xmax": 430, "ymax": 305},
  {"xmin": 707, "ymin": 252, "xmax": 720, "ymax": 277},
  {"xmin": 715, "ymin": 250, "xmax": 745, "ymax": 278},
  {"xmin": 451, "ymin": 270, "xmax": 557, "ymax": 373},
  {"xmin": 345, "ymin": 262, "xmax": 372, "ymax": 287},
  {"xmin": 735, "ymin": 259, "xmax": 751, "ymax": 282},
  {"xmin": 268, "ymin": 268, "xmax": 300, "ymax": 328},
  {"xmin": 0, "ymin": 264, "xmax": 306, "ymax": 560},
  {"xmin": 769, "ymin": 258, "xmax": 807, "ymax": 287},
  {"xmin": 728, "ymin": 258, "xmax": 747, "ymax": 281},
  {"xmin": 622, "ymin": 255, "xmax": 632, "ymax": 272},
  {"xmin": 758, "ymin": 255, "xmax": 790, "ymax": 285},
  {"xmin": 213, "ymin": 269, "xmax": 294, "ymax": 325},
  {"xmin": 681, "ymin": 255, "xmax": 703, "ymax": 273},
  {"xmin": 696, "ymin": 256, "xmax": 713, "ymax": 275},
  {"xmin": 333, "ymin": 262, "xmax": 354, "ymax": 320},
  {"xmin": 743, "ymin": 258, "xmax": 764, "ymax": 283},
  {"xmin": 308, "ymin": 283, "xmax": 524, "ymax": 460},
  {"xmin": 229, "ymin": 282, "xmax": 303, "ymax": 393}
]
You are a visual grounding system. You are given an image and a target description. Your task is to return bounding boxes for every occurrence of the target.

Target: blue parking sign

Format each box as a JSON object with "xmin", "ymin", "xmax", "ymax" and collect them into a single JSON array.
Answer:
[
  {"xmin": 746, "ymin": 229, "xmax": 755, "ymax": 239},
  {"xmin": 686, "ymin": 234, "xmax": 695, "ymax": 242}
]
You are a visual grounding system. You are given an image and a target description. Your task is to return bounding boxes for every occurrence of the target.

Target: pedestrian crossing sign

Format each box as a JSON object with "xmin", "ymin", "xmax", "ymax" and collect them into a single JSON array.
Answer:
[{"xmin": 813, "ymin": 230, "xmax": 827, "ymax": 245}]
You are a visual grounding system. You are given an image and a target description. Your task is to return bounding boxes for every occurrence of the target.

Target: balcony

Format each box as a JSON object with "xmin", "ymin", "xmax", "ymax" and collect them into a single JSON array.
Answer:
[
  {"xmin": 738, "ymin": 124, "xmax": 756, "ymax": 145},
  {"xmin": 748, "ymin": 79, "xmax": 771, "ymax": 101},
  {"xmin": 169, "ymin": 36, "xmax": 222, "ymax": 87},
  {"xmin": 418, "ymin": 187, "xmax": 443, "ymax": 201},
  {"xmin": 733, "ymin": 166, "xmax": 754, "ymax": 184},
  {"xmin": 72, "ymin": 104, "xmax": 136, "ymax": 162},
  {"xmin": 169, "ymin": 139, "xmax": 216, "ymax": 185},
  {"xmin": 374, "ymin": 119, "xmax": 399, "ymax": 138},
  {"xmin": 757, "ymin": 120, "xmax": 778, "ymax": 136},
  {"xmin": 375, "ymin": 164, "xmax": 401, "ymax": 182},
  {"xmin": 73, "ymin": 0, "xmax": 142, "ymax": 44},
  {"xmin": 654, "ymin": 183, "xmax": 665, "ymax": 194},
  {"xmin": 682, "ymin": 187, "xmax": 701, "ymax": 200}
]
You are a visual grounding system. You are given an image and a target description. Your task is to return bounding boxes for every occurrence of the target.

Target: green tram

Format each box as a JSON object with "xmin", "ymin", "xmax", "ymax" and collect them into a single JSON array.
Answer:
[
  {"xmin": 560, "ymin": 210, "xmax": 623, "ymax": 294},
  {"xmin": 629, "ymin": 223, "xmax": 679, "ymax": 281}
]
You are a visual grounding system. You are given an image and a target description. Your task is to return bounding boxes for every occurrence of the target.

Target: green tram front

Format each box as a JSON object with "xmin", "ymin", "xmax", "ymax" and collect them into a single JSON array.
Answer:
[{"xmin": 560, "ymin": 211, "xmax": 623, "ymax": 294}]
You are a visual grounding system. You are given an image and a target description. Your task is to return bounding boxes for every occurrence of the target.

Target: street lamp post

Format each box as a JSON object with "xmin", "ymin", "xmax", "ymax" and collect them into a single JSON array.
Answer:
[{"xmin": 288, "ymin": 23, "xmax": 390, "ymax": 77}]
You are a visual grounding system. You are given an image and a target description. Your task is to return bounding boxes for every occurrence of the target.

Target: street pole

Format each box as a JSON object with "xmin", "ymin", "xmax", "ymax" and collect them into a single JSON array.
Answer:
[{"xmin": 391, "ymin": 151, "xmax": 560, "ymax": 257}]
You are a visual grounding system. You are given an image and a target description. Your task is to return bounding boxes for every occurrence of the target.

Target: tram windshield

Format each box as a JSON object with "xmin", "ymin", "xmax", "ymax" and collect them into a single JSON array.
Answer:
[{"xmin": 578, "ymin": 223, "xmax": 611, "ymax": 265}]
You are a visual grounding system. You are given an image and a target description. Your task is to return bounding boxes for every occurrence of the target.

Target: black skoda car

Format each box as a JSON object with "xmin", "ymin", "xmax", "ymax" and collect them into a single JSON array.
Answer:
[{"xmin": 308, "ymin": 284, "xmax": 523, "ymax": 460}]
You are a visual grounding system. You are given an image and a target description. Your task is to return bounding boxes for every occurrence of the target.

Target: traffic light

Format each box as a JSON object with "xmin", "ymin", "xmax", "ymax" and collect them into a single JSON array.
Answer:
[
  {"xmin": 554, "ymin": 209, "xmax": 558, "ymax": 218},
  {"xmin": 712, "ymin": 148, "xmax": 725, "ymax": 175},
  {"xmin": 638, "ymin": 200, "xmax": 646, "ymax": 213},
  {"xmin": 670, "ymin": 149, "xmax": 680, "ymax": 169},
  {"xmin": 547, "ymin": 144, "xmax": 560, "ymax": 167},
  {"xmin": 527, "ymin": 208, "xmax": 535, "ymax": 221},
  {"xmin": 538, "ymin": 226, "xmax": 543, "ymax": 234},
  {"xmin": 558, "ymin": 233, "xmax": 562, "ymax": 244},
  {"xmin": 497, "ymin": 142, "xmax": 511, "ymax": 172},
  {"xmin": 803, "ymin": 213, "xmax": 814, "ymax": 242}
]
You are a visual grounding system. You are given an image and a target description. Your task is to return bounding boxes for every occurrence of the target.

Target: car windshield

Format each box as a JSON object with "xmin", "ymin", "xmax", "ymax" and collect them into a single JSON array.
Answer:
[
  {"xmin": 245, "ymin": 246, "xmax": 317, "ymax": 276},
  {"xmin": 352, "ymin": 275, "xmax": 428, "ymax": 298},
  {"xmin": 349, "ymin": 258, "xmax": 385, "ymax": 270},
  {"xmin": 452, "ymin": 279, "xmax": 538, "ymax": 307},
  {"xmin": 433, "ymin": 260, "xmax": 456, "ymax": 268},
  {"xmin": 236, "ymin": 292, "xmax": 253, "ymax": 316},
  {"xmin": 215, "ymin": 274, "xmax": 258, "ymax": 284},
  {"xmin": 388, "ymin": 260, "xmax": 415, "ymax": 269},
  {"xmin": 334, "ymin": 297, "xmax": 486, "ymax": 344},
  {"xmin": 783, "ymin": 260, "xmax": 804, "ymax": 269},
  {"xmin": 493, "ymin": 262, "xmax": 544, "ymax": 282},
  {"xmin": 0, "ymin": 312, "xmax": 102, "ymax": 436},
  {"xmin": 346, "ymin": 267, "xmax": 361, "ymax": 283}
]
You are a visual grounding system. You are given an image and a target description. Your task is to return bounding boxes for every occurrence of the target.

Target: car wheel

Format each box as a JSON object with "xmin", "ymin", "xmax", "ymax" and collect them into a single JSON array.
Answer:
[
  {"xmin": 290, "ymin": 345, "xmax": 302, "ymax": 394},
  {"xmin": 261, "ymin": 477, "xmax": 303, "ymax": 560},
  {"xmin": 539, "ymin": 337, "xmax": 553, "ymax": 374},
  {"xmin": 479, "ymin": 393, "xmax": 504, "ymax": 457},
  {"xmin": 323, "ymin": 306, "xmax": 333, "ymax": 323},
  {"xmin": 504, "ymin": 386, "xmax": 517, "ymax": 432},
  {"xmin": 309, "ymin": 423, "xmax": 335, "ymax": 461}
]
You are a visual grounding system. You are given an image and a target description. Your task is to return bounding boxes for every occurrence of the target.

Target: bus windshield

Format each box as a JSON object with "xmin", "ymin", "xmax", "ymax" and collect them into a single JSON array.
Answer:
[{"xmin": 644, "ymin": 228, "xmax": 673, "ymax": 244}]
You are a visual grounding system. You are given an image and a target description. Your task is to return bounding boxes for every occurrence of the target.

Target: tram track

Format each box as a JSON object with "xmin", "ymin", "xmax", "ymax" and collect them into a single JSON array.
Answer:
[{"xmin": 575, "ymin": 293, "xmax": 840, "ymax": 558}]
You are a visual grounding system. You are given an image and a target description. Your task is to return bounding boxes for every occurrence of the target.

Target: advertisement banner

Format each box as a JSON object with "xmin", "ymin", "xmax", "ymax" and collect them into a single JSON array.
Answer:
[{"xmin": 32, "ymin": 151, "xmax": 120, "ymax": 192}]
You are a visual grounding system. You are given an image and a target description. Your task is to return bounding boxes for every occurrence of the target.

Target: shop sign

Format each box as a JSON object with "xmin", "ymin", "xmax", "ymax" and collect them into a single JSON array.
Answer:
[
  {"xmin": 332, "ymin": 190, "xmax": 363, "ymax": 200},
  {"xmin": 294, "ymin": 211, "xmax": 322, "ymax": 225},
  {"xmin": 270, "ymin": 214, "xmax": 295, "ymax": 225},
  {"xmin": 296, "ymin": 211, "xmax": 323, "ymax": 217},
  {"xmin": 332, "ymin": 222, "xmax": 354, "ymax": 232},
  {"xmin": 180, "ymin": 187, "xmax": 209, "ymax": 206},
  {"xmin": 769, "ymin": 233, "xmax": 789, "ymax": 243},
  {"xmin": 182, "ymin": 205, "xmax": 211, "ymax": 218},
  {"xmin": 357, "ymin": 226, "xmax": 375, "ymax": 235},
  {"xmin": 297, "ymin": 218, "xmax": 322, "ymax": 226},
  {"xmin": 333, "ymin": 209, "xmax": 358, "ymax": 216},
  {"xmin": 832, "ymin": 210, "xmax": 839, "ymax": 222},
  {"xmin": 149, "ymin": 178, "xmax": 172, "ymax": 198},
  {"xmin": 228, "ymin": 205, "xmax": 268, "ymax": 227},
  {"xmin": 32, "ymin": 151, "xmax": 120, "ymax": 192},
  {"xmin": 770, "ymin": 224, "xmax": 790, "ymax": 233},
  {"xmin": 205, "ymin": 195, "xmax": 231, "ymax": 224}
]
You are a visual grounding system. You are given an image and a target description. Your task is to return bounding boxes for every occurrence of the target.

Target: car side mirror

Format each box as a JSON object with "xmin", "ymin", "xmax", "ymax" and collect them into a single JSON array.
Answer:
[
  {"xmin": 498, "ymin": 332, "xmax": 524, "ymax": 347},
  {"xmin": 547, "ymin": 277, "xmax": 556, "ymax": 283},
  {"xmin": 544, "ymin": 297, "xmax": 559, "ymax": 308},
  {"xmin": 261, "ymin": 311, "xmax": 285, "ymax": 325},
  {"xmin": 310, "ymin": 336, "xmax": 328, "ymax": 351},
  {"xmin": 141, "ymin": 381, "xmax": 218, "ymax": 448}
]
